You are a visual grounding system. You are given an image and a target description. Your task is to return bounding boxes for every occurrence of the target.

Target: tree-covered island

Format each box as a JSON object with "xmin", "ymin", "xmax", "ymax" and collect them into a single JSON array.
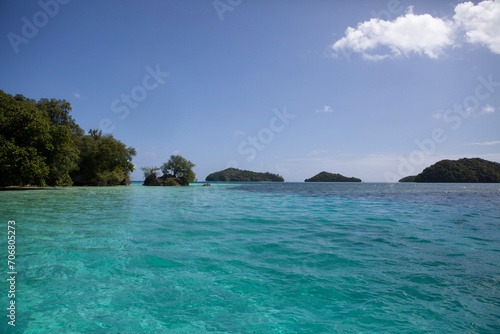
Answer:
[
  {"xmin": 398, "ymin": 175, "xmax": 416, "ymax": 182},
  {"xmin": 205, "ymin": 168, "xmax": 284, "ymax": 182},
  {"xmin": 0, "ymin": 90, "xmax": 136, "ymax": 187},
  {"xmin": 413, "ymin": 158, "xmax": 500, "ymax": 183},
  {"xmin": 305, "ymin": 171, "xmax": 362, "ymax": 182},
  {"xmin": 142, "ymin": 155, "xmax": 196, "ymax": 186}
]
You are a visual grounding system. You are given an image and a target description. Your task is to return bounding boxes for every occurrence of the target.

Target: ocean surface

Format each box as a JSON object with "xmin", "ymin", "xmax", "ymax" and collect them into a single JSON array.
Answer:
[{"xmin": 0, "ymin": 182, "xmax": 499, "ymax": 333}]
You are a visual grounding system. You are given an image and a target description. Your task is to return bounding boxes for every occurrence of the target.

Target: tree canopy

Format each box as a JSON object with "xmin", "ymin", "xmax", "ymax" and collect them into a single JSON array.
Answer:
[
  {"xmin": 162, "ymin": 155, "xmax": 196, "ymax": 183},
  {"xmin": 143, "ymin": 155, "xmax": 196, "ymax": 186},
  {"xmin": 71, "ymin": 130, "xmax": 136, "ymax": 186},
  {"xmin": 0, "ymin": 90, "xmax": 135, "ymax": 187}
]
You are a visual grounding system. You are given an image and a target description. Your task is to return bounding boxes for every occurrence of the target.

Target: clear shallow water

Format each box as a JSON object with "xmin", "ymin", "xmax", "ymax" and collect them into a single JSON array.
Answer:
[{"xmin": 0, "ymin": 182, "xmax": 499, "ymax": 333}]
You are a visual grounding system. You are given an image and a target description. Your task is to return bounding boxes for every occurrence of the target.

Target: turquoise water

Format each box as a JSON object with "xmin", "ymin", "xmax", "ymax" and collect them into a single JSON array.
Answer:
[{"xmin": 1, "ymin": 182, "xmax": 499, "ymax": 333}]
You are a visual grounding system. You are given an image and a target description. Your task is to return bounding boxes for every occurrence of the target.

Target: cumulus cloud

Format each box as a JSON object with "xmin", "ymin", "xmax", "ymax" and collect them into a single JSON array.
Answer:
[
  {"xmin": 316, "ymin": 105, "xmax": 333, "ymax": 113},
  {"xmin": 454, "ymin": 0, "xmax": 500, "ymax": 54},
  {"xmin": 332, "ymin": 7, "xmax": 454, "ymax": 60},
  {"xmin": 332, "ymin": 0, "xmax": 500, "ymax": 60}
]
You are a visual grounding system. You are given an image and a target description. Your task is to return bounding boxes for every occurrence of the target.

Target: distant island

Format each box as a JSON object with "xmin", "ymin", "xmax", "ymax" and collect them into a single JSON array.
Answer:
[
  {"xmin": 205, "ymin": 168, "xmax": 284, "ymax": 182},
  {"xmin": 305, "ymin": 171, "xmax": 362, "ymax": 182},
  {"xmin": 398, "ymin": 175, "xmax": 416, "ymax": 182},
  {"xmin": 400, "ymin": 158, "xmax": 500, "ymax": 183}
]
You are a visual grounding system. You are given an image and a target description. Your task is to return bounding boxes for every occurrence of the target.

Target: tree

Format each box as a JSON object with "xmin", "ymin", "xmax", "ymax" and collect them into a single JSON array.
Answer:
[
  {"xmin": 0, "ymin": 136, "xmax": 49, "ymax": 186},
  {"xmin": 0, "ymin": 90, "xmax": 136, "ymax": 187},
  {"xmin": 161, "ymin": 155, "xmax": 196, "ymax": 183},
  {"xmin": 141, "ymin": 166, "xmax": 161, "ymax": 186},
  {"xmin": 36, "ymin": 98, "xmax": 82, "ymax": 185},
  {"xmin": 0, "ymin": 90, "xmax": 52, "ymax": 186},
  {"xmin": 141, "ymin": 166, "xmax": 160, "ymax": 179},
  {"xmin": 142, "ymin": 157, "xmax": 195, "ymax": 187},
  {"xmin": 71, "ymin": 130, "xmax": 136, "ymax": 186}
]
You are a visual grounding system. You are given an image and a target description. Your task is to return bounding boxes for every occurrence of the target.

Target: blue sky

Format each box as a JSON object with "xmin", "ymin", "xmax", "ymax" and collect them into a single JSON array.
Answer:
[{"xmin": 1, "ymin": 0, "xmax": 499, "ymax": 182}]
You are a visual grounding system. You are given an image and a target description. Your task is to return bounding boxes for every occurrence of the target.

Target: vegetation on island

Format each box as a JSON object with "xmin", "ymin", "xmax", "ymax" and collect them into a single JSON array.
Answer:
[
  {"xmin": 205, "ymin": 168, "xmax": 284, "ymax": 182},
  {"xmin": 71, "ymin": 130, "xmax": 136, "ymax": 186},
  {"xmin": 305, "ymin": 171, "xmax": 362, "ymax": 182},
  {"xmin": 4, "ymin": 90, "xmax": 498, "ymax": 187},
  {"xmin": 413, "ymin": 158, "xmax": 500, "ymax": 183},
  {"xmin": 0, "ymin": 90, "xmax": 136, "ymax": 187},
  {"xmin": 398, "ymin": 175, "xmax": 416, "ymax": 182},
  {"xmin": 142, "ymin": 155, "xmax": 196, "ymax": 186}
]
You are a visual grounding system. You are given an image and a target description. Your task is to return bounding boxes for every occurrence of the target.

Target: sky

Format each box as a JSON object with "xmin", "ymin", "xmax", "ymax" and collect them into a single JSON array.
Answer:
[{"xmin": 1, "ymin": 0, "xmax": 499, "ymax": 182}]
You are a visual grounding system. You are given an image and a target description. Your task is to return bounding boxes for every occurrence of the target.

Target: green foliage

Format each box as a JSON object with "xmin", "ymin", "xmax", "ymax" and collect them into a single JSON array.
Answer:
[
  {"xmin": 143, "ymin": 174, "xmax": 158, "ymax": 186},
  {"xmin": 0, "ymin": 136, "xmax": 49, "ymax": 186},
  {"xmin": 304, "ymin": 171, "xmax": 361, "ymax": 182},
  {"xmin": 161, "ymin": 155, "xmax": 196, "ymax": 183},
  {"xmin": 141, "ymin": 166, "xmax": 160, "ymax": 179},
  {"xmin": 205, "ymin": 168, "xmax": 284, "ymax": 182},
  {"xmin": 164, "ymin": 178, "xmax": 178, "ymax": 186},
  {"xmin": 399, "ymin": 175, "xmax": 416, "ymax": 182},
  {"xmin": 72, "ymin": 130, "xmax": 136, "ymax": 186},
  {"xmin": 0, "ymin": 90, "xmax": 136, "ymax": 187},
  {"xmin": 414, "ymin": 158, "xmax": 500, "ymax": 183},
  {"xmin": 37, "ymin": 97, "xmax": 82, "ymax": 186},
  {"xmin": 143, "ymin": 156, "xmax": 194, "ymax": 186},
  {"xmin": 141, "ymin": 167, "xmax": 162, "ymax": 186},
  {"xmin": 0, "ymin": 90, "xmax": 52, "ymax": 186}
]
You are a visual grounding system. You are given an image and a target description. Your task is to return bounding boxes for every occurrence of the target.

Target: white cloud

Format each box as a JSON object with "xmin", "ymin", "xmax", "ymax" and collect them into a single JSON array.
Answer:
[
  {"xmin": 73, "ymin": 93, "xmax": 81, "ymax": 98},
  {"xmin": 234, "ymin": 130, "xmax": 245, "ymax": 136},
  {"xmin": 316, "ymin": 105, "xmax": 333, "ymax": 113},
  {"xmin": 433, "ymin": 104, "xmax": 494, "ymax": 120},
  {"xmin": 454, "ymin": 0, "xmax": 500, "ymax": 54},
  {"xmin": 172, "ymin": 150, "xmax": 181, "ymax": 154},
  {"xmin": 332, "ymin": 7, "xmax": 455, "ymax": 60},
  {"xmin": 482, "ymin": 104, "xmax": 496, "ymax": 114},
  {"xmin": 466, "ymin": 140, "xmax": 500, "ymax": 146},
  {"xmin": 332, "ymin": 1, "xmax": 500, "ymax": 60}
]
